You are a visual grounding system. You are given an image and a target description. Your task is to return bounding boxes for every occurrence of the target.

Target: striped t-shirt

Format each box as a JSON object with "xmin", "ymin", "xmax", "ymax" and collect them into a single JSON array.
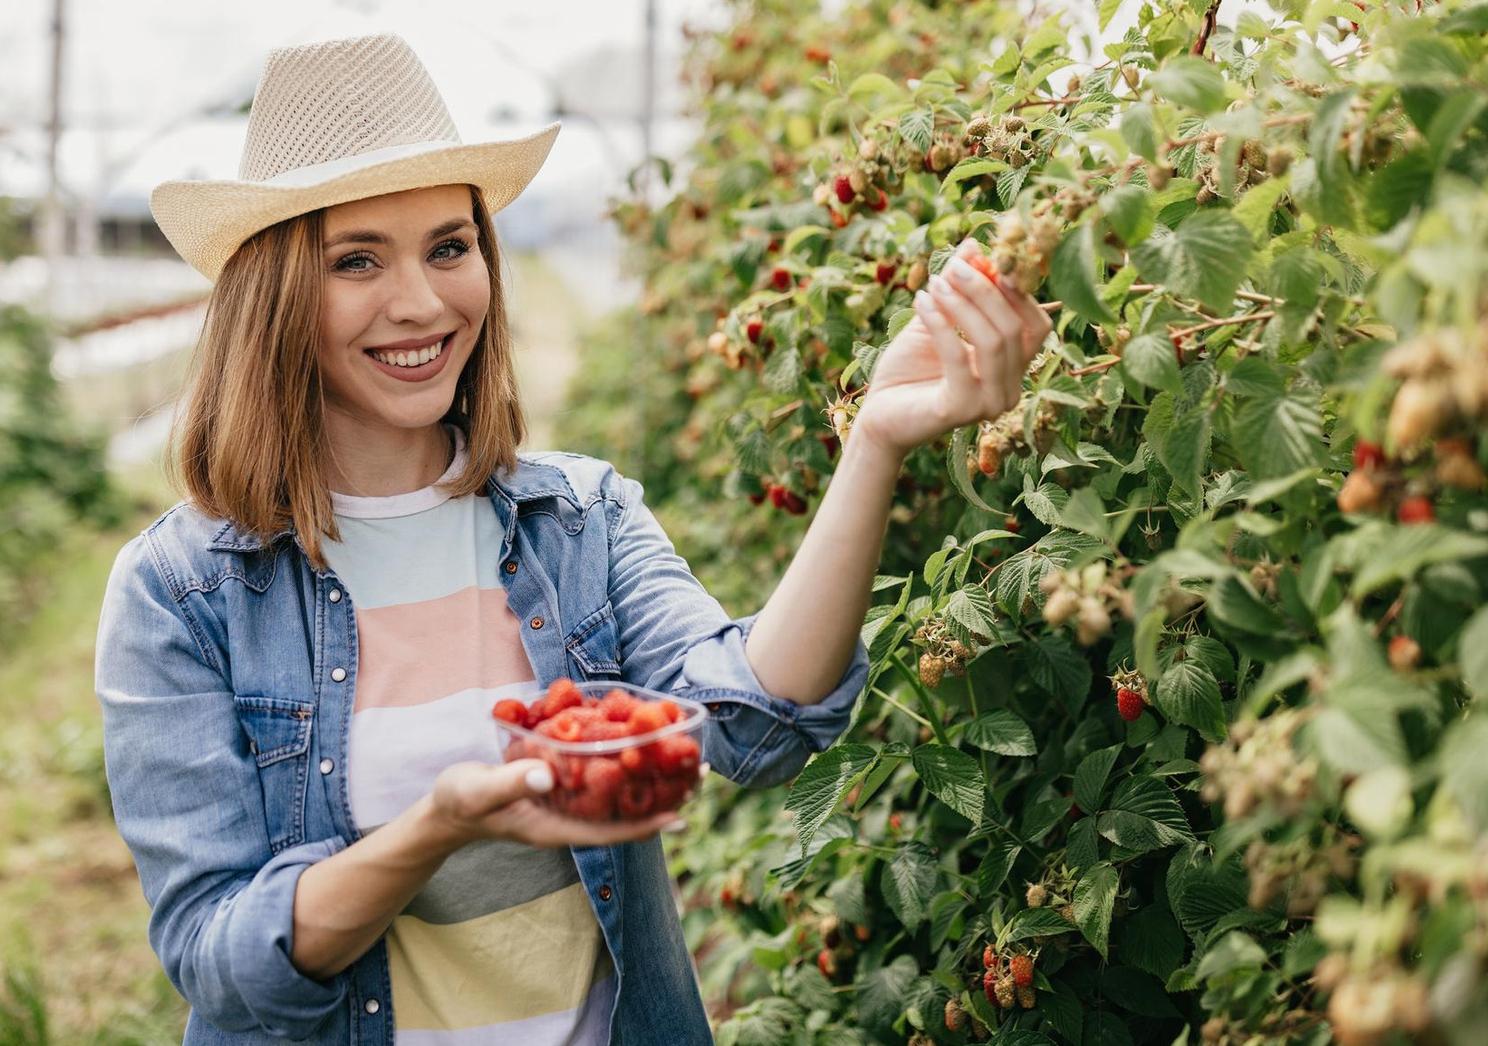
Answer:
[{"xmin": 321, "ymin": 423, "xmax": 614, "ymax": 1044}]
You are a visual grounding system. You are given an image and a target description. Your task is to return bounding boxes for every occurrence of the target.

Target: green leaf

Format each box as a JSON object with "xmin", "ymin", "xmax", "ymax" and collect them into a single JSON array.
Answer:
[
  {"xmin": 1441, "ymin": 715, "xmax": 1488, "ymax": 831},
  {"xmin": 1348, "ymin": 525, "xmax": 1488, "ymax": 597},
  {"xmin": 948, "ymin": 425, "xmax": 1002, "ymax": 514},
  {"xmin": 1003, "ymin": 907, "xmax": 1075, "ymax": 943},
  {"xmin": 784, "ymin": 745, "xmax": 876, "ymax": 855},
  {"xmin": 1231, "ymin": 173, "xmax": 1290, "ymax": 242},
  {"xmin": 1152, "ymin": 659, "xmax": 1226, "ymax": 741},
  {"xmin": 716, "ymin": 997, "xmax": 805, "ymax": 1046},
  {"xmin": 1050, "ymin": 222, "xmax": 1115, "ymax": 324},
  {"xmin": 898, "ymin": 109, "xmax": 935, "ymax": 153},
  {"xmin": 883, "ymin": 843, "xmax": 939, "ymax": 931},
  {"xmin": 979, "ymin": 839, "xmax": 1021, "ymax": 895},
  {"xmin": 944, "ymin": 586, "xmax": 999, "ymax": 645},
  {"xmin": 1073, "ymin": 863, "xmax": 1119, "ymax": 958},
  {"xmin": 1074, "ymin": 745, "xmax": 1122, "ymax": 815},
  {"xmin": 1122, "ymin": 333, "xmax": 1181, "ymax": 393},
  {"xmin": 1121, "ymin": 103, "xmax": 1160, "ymax": 162},
  {"xmin": 1461, "ymin": 607, "xmax": 1488, "ymax": 699},
  {"xmin": 847, "ymin": 72, "xmax": 903, "ymax": 101},
  {"xmin": 1103, "ymin": 184, "xmax": 1156, "ymax": 246},
  {"xmin": 1118, "ymin": 904, "xmax": 1187, "ymax": 980},
  {"xmin": 1150, "ymin": 56, "xmax": 1227, "ymax": 114},
  {"xmin": 1142, "ymin": 390, "xmax": 1211, "ymax": 496},
  {"xmin": 1206, "ymin": 575, "xmax": 1285, "ymax": 635},
  {"xmin": 1097, "ymin": 776, "xmax": 1195, "ymax": 853},
  {"xmin": 1131, "ymin": 211, "xmax": 1255, "ymax": 312},
  {"xmin": 911, "ymin": 744, "xmax": 986, "ymax": 823},
  {"xmin": 941, "ymin": 157, "xmax": 1006, "ymax": 192},
  {"xmin": 1233, "ymin": 385, "xmax": 1325, "ymax": 481},
  {"xmin": 1196, "ymin": 931, "xmax": 1267, "ymax": 982},
  {"xmin": 1027, "ymin": 633, "xmax": 1094, "ymax": 707},
  {"xmin": 965, "ymin": 710, "xmax": 1037, "ymax": 756},
  {"xmin": 857, "ymin": 954, "xmax": 919, "ymax": 1034}
]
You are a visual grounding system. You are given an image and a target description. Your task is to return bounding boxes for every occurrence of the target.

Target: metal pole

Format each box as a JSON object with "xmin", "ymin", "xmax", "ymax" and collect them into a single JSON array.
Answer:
[{"xmin": 40, "ymin": 0, "xmax": 67, "ymax": 313}]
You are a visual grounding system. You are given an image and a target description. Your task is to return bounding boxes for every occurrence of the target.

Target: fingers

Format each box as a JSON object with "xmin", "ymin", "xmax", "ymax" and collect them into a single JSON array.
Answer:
[
  {"xmin": 929, "ymin": 266, "xmax": 1000, "ymax": 382},
  {"xmin": 991, "ymin": 274, "xmax": 1054, "ymax": 360},
  {"xmin": 913, "ymin": 289, "xmax": 979, "ymax": 415}
]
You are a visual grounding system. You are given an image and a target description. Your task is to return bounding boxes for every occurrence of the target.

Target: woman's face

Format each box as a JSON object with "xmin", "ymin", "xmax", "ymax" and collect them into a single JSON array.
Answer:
[{"xmin": 317, "ymin": 184, "xmax": 490, "ymax": 433}]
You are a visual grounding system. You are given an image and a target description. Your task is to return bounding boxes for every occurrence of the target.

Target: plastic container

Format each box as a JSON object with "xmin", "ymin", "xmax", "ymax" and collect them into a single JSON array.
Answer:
[{"xmin": 492, "ymin": 678, "xmax": 706, "ymax": 822}]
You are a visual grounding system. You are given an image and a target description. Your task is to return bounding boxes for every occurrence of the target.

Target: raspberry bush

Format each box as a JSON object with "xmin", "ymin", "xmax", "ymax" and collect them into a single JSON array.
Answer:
[{"xmin": 571, "ymin": 0, "xmax": 1488, "ymax": 1041}]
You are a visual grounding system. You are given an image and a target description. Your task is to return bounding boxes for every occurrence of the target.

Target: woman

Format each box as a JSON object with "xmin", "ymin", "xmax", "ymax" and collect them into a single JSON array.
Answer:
[{"xmin": 95, "ymin": 31, "xmax": 1051, "ymax": 1046}]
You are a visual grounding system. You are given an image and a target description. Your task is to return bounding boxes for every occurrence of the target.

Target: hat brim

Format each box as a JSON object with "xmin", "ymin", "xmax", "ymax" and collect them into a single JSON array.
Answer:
[{"xmin": 150, "ymin": 121, "xmax": 561, "ymax": 281}]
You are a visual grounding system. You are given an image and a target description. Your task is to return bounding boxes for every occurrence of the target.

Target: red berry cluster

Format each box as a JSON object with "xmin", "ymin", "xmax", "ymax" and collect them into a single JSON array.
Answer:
[{"xmin": 492, "ymin": 679, "xmax": 701, "ymax": 822}]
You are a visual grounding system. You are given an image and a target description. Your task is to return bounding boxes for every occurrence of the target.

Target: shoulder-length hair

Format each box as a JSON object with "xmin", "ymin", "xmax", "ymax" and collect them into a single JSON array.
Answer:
[{"xmin": 166, "ymin": 184, "xmax": 525, "ymax": 571}]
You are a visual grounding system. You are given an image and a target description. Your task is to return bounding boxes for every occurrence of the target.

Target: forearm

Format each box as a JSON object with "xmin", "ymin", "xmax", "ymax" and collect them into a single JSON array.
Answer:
[
  {"xmin": 744, "ymin": 430, "xmax": 905, "ymax": 704},
  {"xmin": 290, "ymin": 794, "xmax": 463, "ymax": 980}
]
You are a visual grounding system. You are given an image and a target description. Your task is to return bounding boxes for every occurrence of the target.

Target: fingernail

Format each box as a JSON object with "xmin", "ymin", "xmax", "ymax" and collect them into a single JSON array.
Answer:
[
  {"xmin": 662, "ymin": 818, "xmax": 688, "ymax": 832},
  {"xmin": 699, "ymin": 762, "xmax": 711, "ymax": 777},
  {"xmin": 525, "ymin": 765, "xmax": 553, "ymax": 793},
  {"xmin": 949, "ymin": 257, "xmax": 975, "ymax": 281},
  {"xmin": 929, "ymin": 274, "xmax": 947, "ymax": 293}
]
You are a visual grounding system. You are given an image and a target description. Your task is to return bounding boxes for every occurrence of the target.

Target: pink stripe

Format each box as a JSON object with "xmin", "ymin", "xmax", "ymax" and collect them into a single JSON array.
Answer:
[{"xmin": 354, "ymin": 586, "xmax": 536, "ymax": 711}]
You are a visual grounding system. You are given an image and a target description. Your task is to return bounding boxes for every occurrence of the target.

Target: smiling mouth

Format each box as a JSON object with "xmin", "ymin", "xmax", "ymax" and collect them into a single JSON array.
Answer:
[{"xmin": 365, "ymin": 333, "xmax": 451, "ymax": 368}]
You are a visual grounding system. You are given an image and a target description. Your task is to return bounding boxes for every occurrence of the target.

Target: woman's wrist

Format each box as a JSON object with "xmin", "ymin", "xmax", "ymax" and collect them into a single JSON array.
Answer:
[{"xmin": 406, "ymin": 793, "xmax": 475, "ymax": 862}]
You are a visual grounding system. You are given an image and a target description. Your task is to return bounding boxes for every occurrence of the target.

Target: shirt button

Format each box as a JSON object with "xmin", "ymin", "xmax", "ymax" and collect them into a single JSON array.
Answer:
[
  {"xmin": 598, "ymin": 884, "xmax": 613, "ymax": 901},
  {"xmin": 530, "ymin": 616, "xmax": 544, "ymax": 630},
  {"xmin": 504, "ymin": 560, "xmax": 518, "ymax": 574},
  {"xmin": 331, "ymin": 667, "xmax": 347, "ymax": 682},
  {"xmin": 319, "ymin": 758, "xmax": 335, "ymax": 775},
  {"xmin": 364, "ymin": 998, "xmax": 380, "ymax": 1015},
  {"xmin": 328, "ymin": 588, "xmax": 342, "ymax": 603}
]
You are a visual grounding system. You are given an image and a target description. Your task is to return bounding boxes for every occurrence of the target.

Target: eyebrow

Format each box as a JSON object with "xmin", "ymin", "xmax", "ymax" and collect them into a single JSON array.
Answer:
[{"xmin": 323, "ymin": 218, "xmax": 475, "ymax": 250}]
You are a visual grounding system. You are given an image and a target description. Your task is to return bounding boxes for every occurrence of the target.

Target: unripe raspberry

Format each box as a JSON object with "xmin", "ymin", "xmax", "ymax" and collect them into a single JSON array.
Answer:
[
  {"xmin": 848, "ymin": 168, "xmax": 868, "ymax": 195},
  {"xmin": 944, "ymin": 997, "xmax": 967, "ymax": 1032},
  {"xmin": 995, "ymin": 975, "xmax": 1016, "ymax": 1008},
  {"xmin": 1336, "ymin": 469, "xmax": 1382, "ymax": 514},
  {"xmin": 1017, "ymin": 983, "xmax": 1037, "ymax": 1009},
  {"xmin": 1267, "ymin": 146, "xmax": 1293, "ymax": 176},
  {"xmin": 812, "ymin": 183, "xmax": 832, "ymax": 207},
  {"xmin": 1148, "ymin": 162, "xmax": 1173, "ymax": 190},
  {"xmin": 977, "ymin": 432, "xmax": 1003, "ymax": 476},
  {"xmin": 906, "ymin": 259, "xmax": 929, "ymax": 291},
  {"xmin": 1043, "ymin": 587, "xmax": 1080, "ymax": 627},
  {"xmin": 966, "ymin": 115, "xmax": 993, "ymax": 138},
  {"xmin": 918, "ymin": 652, "xmax": 945, "ymax": 689},
  {"xmin": 858, "ymin": 137, "xmax": 879, "ymax": 161},
  {"xmin": 1387, "ymin": 378, "xmax": 1450, "ymax": 448},
  {"xmin": 707, "ymin": 331, "xmax": 729, "ymax": 357},
  {"xmin": 1075, "ymin": 597, "xmax": 1112, "ymax": 646}
]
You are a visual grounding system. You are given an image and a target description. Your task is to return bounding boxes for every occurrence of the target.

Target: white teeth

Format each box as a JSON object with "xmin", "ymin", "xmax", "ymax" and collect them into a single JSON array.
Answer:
[{"xmin": 371, "ymin": 336, "xmax": 447, "ymax": 368}]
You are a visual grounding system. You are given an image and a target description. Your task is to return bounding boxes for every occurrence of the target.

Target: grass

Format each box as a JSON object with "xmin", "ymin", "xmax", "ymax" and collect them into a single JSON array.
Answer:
[{"xmin": 0, "ymin": 457, "xmax": 188, "ymax": 1044}]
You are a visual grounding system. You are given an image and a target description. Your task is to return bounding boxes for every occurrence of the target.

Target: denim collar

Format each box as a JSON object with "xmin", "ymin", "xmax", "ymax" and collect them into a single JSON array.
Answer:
[{"xmin": 204, "ymin": 454, "xmax": 580, "ymax": 555}]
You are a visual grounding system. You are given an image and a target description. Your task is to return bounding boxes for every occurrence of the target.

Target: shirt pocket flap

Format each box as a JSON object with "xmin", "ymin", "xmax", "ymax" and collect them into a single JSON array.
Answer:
[
  {"xmin": 565, "ymin": 600, "xmax": 621, "ymax": 677},
  {"xmin": 234, "ymin": 695, "xmax": 314, "ymax": 767}
]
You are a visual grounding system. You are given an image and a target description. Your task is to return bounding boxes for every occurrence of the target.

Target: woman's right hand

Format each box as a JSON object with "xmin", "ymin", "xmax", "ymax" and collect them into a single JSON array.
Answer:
[{"xmin": 425, "ymin": 757, "xmax": 698, "ymax": 850}]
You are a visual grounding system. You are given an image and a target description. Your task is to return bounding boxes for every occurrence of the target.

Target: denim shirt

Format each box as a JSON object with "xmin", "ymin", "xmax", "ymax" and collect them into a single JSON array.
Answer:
[{"xmin": 94, "ymin": 450, "xmax": 870, "ymax": 1045}]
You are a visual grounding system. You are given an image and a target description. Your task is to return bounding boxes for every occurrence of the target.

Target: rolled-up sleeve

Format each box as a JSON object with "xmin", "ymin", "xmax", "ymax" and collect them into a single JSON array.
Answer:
[
  {"xmin": 94, "ymin": 533, "xmax": 348, "ymax": 1037},
  {"xmin": 605, "ymin": 471, "xmax": 869, "ymax": 788}
]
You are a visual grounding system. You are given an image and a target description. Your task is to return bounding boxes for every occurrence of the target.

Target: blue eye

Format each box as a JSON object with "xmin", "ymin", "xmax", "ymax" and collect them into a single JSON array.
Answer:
[
  {"xmin": 431, "ymin": 238, "xmax": 472, "ymax": 261},
  {"xmin": 330, "ymin": 238, "xmax": 472, "ymax": 273}
]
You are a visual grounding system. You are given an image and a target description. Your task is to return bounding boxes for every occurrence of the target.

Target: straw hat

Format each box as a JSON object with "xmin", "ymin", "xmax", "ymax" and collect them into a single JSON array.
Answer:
[{"xmin": 150, "ymin": 32, "xmax": 561, "ymax": 281}]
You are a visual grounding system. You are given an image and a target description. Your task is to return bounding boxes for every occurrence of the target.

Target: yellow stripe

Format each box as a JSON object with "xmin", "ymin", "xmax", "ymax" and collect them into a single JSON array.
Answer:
[{"xmin": 387, "ymin": 881, "xmax": 612, "ymax": 1030}]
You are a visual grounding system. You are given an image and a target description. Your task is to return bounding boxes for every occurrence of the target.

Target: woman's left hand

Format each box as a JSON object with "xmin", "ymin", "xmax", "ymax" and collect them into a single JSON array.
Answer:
[{"xmin": 850, "ymin": 237, "xmax": 1054, "ymax": 462}]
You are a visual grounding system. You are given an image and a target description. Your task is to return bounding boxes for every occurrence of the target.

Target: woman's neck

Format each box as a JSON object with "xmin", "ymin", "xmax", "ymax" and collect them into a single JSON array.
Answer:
[{"xmin": 322, "ymin": 413, "xmax": 454, "ymax": 497}]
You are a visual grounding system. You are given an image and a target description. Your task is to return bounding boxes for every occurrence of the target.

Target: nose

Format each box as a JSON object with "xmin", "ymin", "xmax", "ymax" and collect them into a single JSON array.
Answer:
[{"xmin": 383, "ymin": 257, "xmax": 444, "ymax": 328}]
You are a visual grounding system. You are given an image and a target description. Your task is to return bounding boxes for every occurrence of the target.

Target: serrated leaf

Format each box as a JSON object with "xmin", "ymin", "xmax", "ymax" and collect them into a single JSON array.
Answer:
[
  {"xmin": 1121, "ymin": 103, "xmax": 1160, "ymax": 162},
  {"xmin": 1131, "ymin": 212, "xmax": 1255, "ymax": 312},
  {"xmin": 944, "ymin": 586, "xmax": 998, "ymax": 644},
  {"xmin": 883, "ymin": 843, "xmax": 939, "ymax": 931},
  {"xmin": 898, "ymin": 109, "xmax": 935, "ymax": 153},
  {"xmin": 979, "ymin": 838, "xmax": 1021, "ymax": 895},
  {"xmin": 784, "ymin": 745, "xmax": 876, "ymax": 855},
  {"xmin": 1122, "ymin": 333, "xmax": 1182, "ymax": 393},
  {"xmin": 965, "ymin": 710, "xmax": 1037, "ymax": 756},
  {"xmin": 762, "ymin": 343, "xmax": 803, "ymax": 393},
  {"xmin": 1103, "ymin": 184, "xmax": 1156, "ymax": 246},
  {"xmin": 1461, "ymin": 607, "xmax": 1488, "ymax": 699},
  {"xmin": 1196, "ymin": 931, "xmax": 1267, "ymax": 982},
  {"xmin": 1027, "ymin": 633, "xmax": 1093, "ymax": 707},
  {"xmin": 1097, "ymin": 776, "xmax": 1194, "ymax": 853},
  {"xmin": 1004, "ymin": 906, "xmax": 1075, "ymax": 943},
  {"xmin": 1152, "ymin": 660, "xmax": 1226, "ymax": 741},
  {"xmin": 1233, "ymin": 385, "xmax": 1325, "ymax": 480},
  {"xmin": 1074, "ymin": 744, "xmax": 1122, "ymax": 814},
  {"xmin": 911, "ymin": 744, "xmax": 985, "ymax": 823},
  {"xmin": 1073, "ymin": 863, "xmax": 1119, "ymax": 958}
]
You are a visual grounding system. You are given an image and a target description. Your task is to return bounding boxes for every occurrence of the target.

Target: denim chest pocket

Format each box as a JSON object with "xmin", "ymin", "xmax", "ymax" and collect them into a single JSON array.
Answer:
[
  {"xmin": 566, "ymin": 601, "xmax": 622, "ymax": 679},
  {"xmin": 233, "ymin": 694, "xmax": 313, "ymax": 854}
]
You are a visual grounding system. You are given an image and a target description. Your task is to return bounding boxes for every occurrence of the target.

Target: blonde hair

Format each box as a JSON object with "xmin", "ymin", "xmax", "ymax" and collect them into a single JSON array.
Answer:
[{"xmin": 166, "ymin": 184, "xmax": 525, "ymax": 570}]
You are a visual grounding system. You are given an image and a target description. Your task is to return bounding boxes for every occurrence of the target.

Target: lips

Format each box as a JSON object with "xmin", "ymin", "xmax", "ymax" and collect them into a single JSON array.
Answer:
[
  {"xmin": 365, "ymin": 330, "xmax": 453, "ymax": 352},
  {"xmin": 363, "ymin": 332, "xmax": 457, "ymax": 383}
]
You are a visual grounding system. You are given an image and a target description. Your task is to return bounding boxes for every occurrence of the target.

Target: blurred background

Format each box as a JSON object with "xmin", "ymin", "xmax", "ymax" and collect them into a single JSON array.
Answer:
[
  {"xmin": 0, "ymin": 0, "xmax": 1161, "ymax": 1037},
  {"xmin": 0, "ymin": 0, "xmax": 733, "ymax": 1037}
]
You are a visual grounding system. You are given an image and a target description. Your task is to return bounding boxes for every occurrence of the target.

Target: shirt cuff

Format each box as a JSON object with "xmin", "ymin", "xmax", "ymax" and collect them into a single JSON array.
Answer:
[{"xmin": 677, "ymin": 610, "xmax": 869, "ymax": 754}]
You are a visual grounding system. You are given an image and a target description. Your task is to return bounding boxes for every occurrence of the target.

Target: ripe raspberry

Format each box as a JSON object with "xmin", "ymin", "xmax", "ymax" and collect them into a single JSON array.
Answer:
[
  {"xmin": 1116, "ymin": 687, "xmax": 1145, "ymax": 722},
  {"xmin": 982, "ymin": 968, "xmax": 998, "ymax": 1003},
  {"xmin": 563, "ymin": 783, "xmax": 614, "ymax": 820},
  {"xmin": 888, "ymin": 812, "xmax": 903, "ymax": 831},
  {"xmin": 583, "ymin": 756, "xmax": 625, "ymax": 797},
  {"xmin": 747, "ymin": 491, "xmax": 765, "ymax": 506},
  {"xmin": 745, "ymin": 318, "xmax": 764, "ymax": 344},
  {"xmin": 1397, "ymin": 495, "xmax": 1435, "ymax": 524},
  {"xmin": 598, "ymin": 692, "xmax": 640, "ymax": 722},
  {"xmin": 1388, "ymin": 634, "xmax": 1421, "ymax": 670},
  {"xmin": 944, "ymin": 997, "xmax": 966, "ymax": 1032},
  {"xmin": 653, "ymin": 734, "xmax": 701, "ymax": 776},
  {"xmin": 617, "ymin": 777, "xmax": 656, "ymax": 818},
  {"xmin": 1352, "ymin": 440, "xmax": 1385, "ymax": 470},
  {"xmin": 875, "ymin": 261, "xmax": 897, "ymax": 284},
  {"xmin": 869, "ymin": 188, "xmax": 889, "ymax": 211},
  {"xmin": 492, "ymin": 699, "xmax": 528, "ymax": 728},
  {"xmin": 770, "ymin": 267, "xmax": 793, "ymax": 292},
  {"xmin": 983, "ymin": 943, "xmax": 996, "ymax": 968},
  {"xmin": 834, "ymin": 175, "xmax": 855, "ymax": 204},
  {"xmin": 817, "ymin": 948, "xmax": 837, "ymax": 977},
  {"xmin": 1009, "ymin": 954, "xmax": 1034, "ymax": 988},
  {"xmin": 627, "ymin": 702, "xmax": 671, "ymax": 737},
  {"xmin": 780, "ymin": 489, "xmax": 808, "ymax": 515},
  {"xmin": 652, "ymin": 774, "xmax": 692, "ymax": 812},
  {"xmin": 804, "ymin": 45, "xmax": 831, "ymax": 63},
  {"xmin": 965, "ymin": 251, "xmax": 1000, "ymax": 284}
]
